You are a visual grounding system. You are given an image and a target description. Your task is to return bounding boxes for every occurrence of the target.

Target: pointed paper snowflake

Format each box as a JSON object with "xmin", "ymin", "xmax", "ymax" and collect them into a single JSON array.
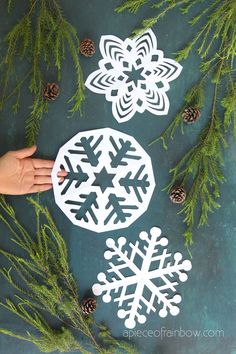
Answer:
[
  {"xmin": 92, "ymin": 227, "xmax": 192, "ymax": 328},
  {"xmin": 51, "ymin": 128, "xmax": 155, "ymax": 232},
  {"xmin": 85, "ymin": 30, "xmax": 182, "ymax": 123}
]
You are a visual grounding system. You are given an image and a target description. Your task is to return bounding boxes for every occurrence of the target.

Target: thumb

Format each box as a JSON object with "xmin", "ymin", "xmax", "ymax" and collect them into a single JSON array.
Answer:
[{"xmin": 12, "ymin": 145, "xmax": 37, "ymax": 159}]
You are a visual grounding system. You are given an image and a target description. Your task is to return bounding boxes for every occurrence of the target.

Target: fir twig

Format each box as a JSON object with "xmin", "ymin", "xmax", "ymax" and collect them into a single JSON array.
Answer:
[
  {"xmin": 117, "ymin": 0, "xmax": 236, "ymax": 245},
  {"xmin": 165, "ymin": 60, "xmax": 226, "ymax": 245},
  {"xmin": 0, "ymin": 196, "xmax": 137, "ymax": 353},
  {"xmin": 0, "ymin": 0, "xmax": 85, "ymax": 146}
]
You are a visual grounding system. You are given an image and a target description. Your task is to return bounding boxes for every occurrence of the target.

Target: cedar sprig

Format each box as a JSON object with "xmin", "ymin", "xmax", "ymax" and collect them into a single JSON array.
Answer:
[
  {"xmin": 117, "ymin": 0, "xmax": 236, "ymax": 245},
  {"xmin": 116, "ymin": 0, "xmax": 150, "ymax": 14},
  {"xmin": 149, "ymin": 79, "xmax": 205, "ymax": 149},
  {"xmin": 165, "ymin": 90, "xmax": 227, "ymax": 246},
  {"xmin": 0, "ymin": 0, "xmax": 85, "ymax": 146},
  {"xmin": 0, "ymin": 196, "xmax": 137, "ymax": 353}
]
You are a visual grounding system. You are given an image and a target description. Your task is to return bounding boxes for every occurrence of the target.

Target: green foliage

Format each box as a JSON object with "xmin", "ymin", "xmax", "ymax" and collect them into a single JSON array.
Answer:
[
  {"xmin": 0, "ymin": 196, "xmax": 137, "ymax": 353},
  {"xmin": 98, "ymin": 323, "xmax": 138, "ymax": 354},
  {"xmin": 222, "ymin": 83, "xmax": 236, "ymax": 138},
  {"xmin": 165, "ymin": 110, "xmax": 226, "ymax": 246},
  {"xmin": 0, "ymin": 0, "xmax": 85, "ymax": 146},
  {"xmin": 116, "ymin": 0, "xmax": 150, "ymax": 14},
  {"xmin": 117, "ymin": 0, "xmax": 236, "ymax": 245},
  {"xmin": 149, "ymin": 79, "xmax": 205, "ymax": 149},
  {"xmin": 117, "ymin": 0, "xmax": 186, "ymax": 36}
]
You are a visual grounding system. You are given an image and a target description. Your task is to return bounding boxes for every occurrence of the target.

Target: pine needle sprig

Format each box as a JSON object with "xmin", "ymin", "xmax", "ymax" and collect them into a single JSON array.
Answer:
[
  {"xmin": 149, "ymin": 79, "xmax": 206, "ymax": 149},
  {"xmin": 152, "ymin": 58, "xmax": 228, "ymax": 246},
  {"xmin": 166, "ymin": 94, "xmax": 226, "ymax": 246},
  {"xmin": 0, "ymin": 0, "xmax": 85, "ymax": 146},
  {"xmin": 117, "ymin": 0, "xmax": 236, "ymax": 245},
  {"xmin": 116, "ymin": 0, "xmax": 186, "ymax": 36},
  {"xmin": 0, "ymin": 196, "xmax": 137, "ymax": 353},
  {"xmin": 116, "ymin": 0, "xmax": 150, "ymax": 14},
  {"xmin": 98, "ymin": 323, "xmax": 139, "ymax": 354}
]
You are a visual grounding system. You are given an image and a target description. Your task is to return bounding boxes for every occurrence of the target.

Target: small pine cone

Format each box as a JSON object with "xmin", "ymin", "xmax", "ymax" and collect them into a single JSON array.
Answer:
[
  {"xmin": 182, "ymin": 107, "xmax": 201, "ymax": 124},
  {"xmin": 43, "ymin": 83, "xmax": 60, "ymax": 101},
  {"xmin": 80, "ymin": 38, "xmax": 96, "ymax": 57},
  {"xmin": 170, "ymin": 186, "xmax": 186, "ymax": 204},
  {"xmin": 81, "ymin": 298, "xmax": 97, "ymax": 315}
]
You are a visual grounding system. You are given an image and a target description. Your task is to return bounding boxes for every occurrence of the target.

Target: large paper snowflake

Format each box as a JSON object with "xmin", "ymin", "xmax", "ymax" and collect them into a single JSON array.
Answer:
[
  {"xmin": 92, "ymin": 227, "xmax": 192, "ymax": 328},
  {"xmin": 85, "ymin": 30, "xmax": 182, "ymax": 123},
  {"xmin": 51, "ymin": 128, "xmax": 155, "ymax": 233}
]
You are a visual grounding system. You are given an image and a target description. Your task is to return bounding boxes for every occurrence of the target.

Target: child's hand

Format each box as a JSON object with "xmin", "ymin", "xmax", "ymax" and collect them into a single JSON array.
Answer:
[{"xmin": 0, "ymin": 145, "xmax": 66, "ymax": 195}]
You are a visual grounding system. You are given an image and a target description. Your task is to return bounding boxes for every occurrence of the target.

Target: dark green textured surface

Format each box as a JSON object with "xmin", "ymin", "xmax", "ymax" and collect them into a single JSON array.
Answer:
[{"xmin": 0, "ymin": 1, "xmax": 236, "ymax": 354}]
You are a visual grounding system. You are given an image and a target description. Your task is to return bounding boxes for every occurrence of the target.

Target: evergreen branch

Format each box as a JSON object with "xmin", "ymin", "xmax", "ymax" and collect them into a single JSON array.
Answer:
[
  {"xmin": 165, "ymin": 58, "xmax": 226, "ymax": 245},
  {"xmin": 26, "ymin": 92, "xmax": 49, "ymax": 147},
  {"xmin": 116, "ymin": 0, "xmax": 150, "ymax": 14},
  {"xmin": 117, "ymin": 0, "xmax": 236, "ymax": 245},
  {"xmin": 149, "ymin": 78, "xmax": 206, "ymax": 148},
  {"xmin": 0, "ymin": 196, "xmax": 137, "ymax": 353},
  {"xmin": 116, "ymin": 0, "xmax": 186, "ymax": 36},
  {"xmin": 0, "ymin": 328, "xmax": 32, "ymax": 342},
  {"xmin": 98, "ymin": 323, "xmax": 138, "ymax": 353},
  {"xmin": 0, "ymin": 0, "xmax": 85, "ymax": 145}
]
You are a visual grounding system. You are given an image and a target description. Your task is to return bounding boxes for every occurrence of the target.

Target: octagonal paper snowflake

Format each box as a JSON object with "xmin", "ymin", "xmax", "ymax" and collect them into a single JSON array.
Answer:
[
  {"xmin": 52, "ymin": 128, "xmax": 155, "ymax": 232},
  {"xmin": 85, "ymin": 30, "xmax": 182, "ymax": 123},
  {"xmin": 92, "ymin": 227, "xmax": 192, "ymax": 329}
]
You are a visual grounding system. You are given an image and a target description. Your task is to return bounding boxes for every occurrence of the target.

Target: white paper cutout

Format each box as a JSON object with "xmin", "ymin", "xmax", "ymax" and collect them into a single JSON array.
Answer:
[
  {"xmin": 52, "ymin": 128, "xmax": 155, "ymax": 233},
  {"xmin": 85, "ymin": 30, "xmax": 182, "ymax": 123},
  {"xmin": 92, "ymin": 227, "xmax": 192, "ymax": 328}
]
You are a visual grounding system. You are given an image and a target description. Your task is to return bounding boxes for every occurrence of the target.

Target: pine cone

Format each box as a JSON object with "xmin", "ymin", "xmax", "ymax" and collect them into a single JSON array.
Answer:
[
  {"xmin": 80, "ymin": 38, "xmax": 96, "ymax": 57},
  {"xmin": 43, "ymin": 83, "xmax": 60, "ymax": 101},
  {"xmin": 182, "ymin": 107, "xmax": 201, "ymax": 124},
  {"xmin": 81, "ymin": 298, "xmax": 97, "ymax": 315},
  {"xmin": 170, "ymin": 186, "xmax": 186, "ymax": 204}
]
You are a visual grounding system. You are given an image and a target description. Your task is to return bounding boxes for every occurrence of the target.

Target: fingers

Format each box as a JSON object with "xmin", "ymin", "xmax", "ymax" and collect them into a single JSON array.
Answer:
[
  {"xmin": 35, "ymin": 168, "xmax": 52, "ymax": 176},
  {"xmin": 32, "ymin": 159, "xmax": 54, "ymax": 169},
  {"xmin": 9, "ymin": 148, "xmax": 56, "ymax": 172},
  {"xmin": 57, "ymin": 170, "xmax": 67, "ymax": 183},
  {"xmin": 35, "ymin": 168, "xmax": 67, "ymax": 177},
  {"xmin": 29, "ymin": 169, "xmax": 67, "ymax": 194},
  {"xmin": 58, "ymin": 170, "xmax": 67, "ymax": 177},
  {"xmin": 35, "ymin": 168, "xmax": 67, "ymax": 185},
  {"xmin": 34, "ymin": 169, "xmax": 68, "ymax": 185},
  {"xmin": 28, "ymin": 184, "xmax": 53, "ymax": 194},
  {"xmin": 34, "ymin": 176, "xmax": 52, "ymax": 185},
  {"xmin": 12, "ymin": 145, "xmax": 37, "ymax": 159},
  {"xmin": 9, "ymin": 146, "xmax": 55, "ymax": 171}
]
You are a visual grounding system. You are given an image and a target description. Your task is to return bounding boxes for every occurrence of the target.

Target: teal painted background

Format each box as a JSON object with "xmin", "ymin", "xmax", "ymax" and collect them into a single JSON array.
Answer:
[{"xmin": 0, "ymin": 1, "xmax": 236, "ymax": 354}]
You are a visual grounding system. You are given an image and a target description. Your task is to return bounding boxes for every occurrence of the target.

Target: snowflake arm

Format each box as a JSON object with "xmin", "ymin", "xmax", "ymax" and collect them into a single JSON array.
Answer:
[
  {"xmin": 119, "ymin": 164, "xmax": 150, "ymax": 202},
  {"xmin": 68, "ymin": 135, "xmax": 103, "ymax": 167},
  {"xmin": 104, "ymin": 194, "xmax": 138, "ymax": 225},
  {"xmin": 109, "ymin": 136, "xmax": 141, "ymax": 168},
  {"xmin": 59, "ymin": 156, "xmax": 89, "ymax": 195},
  {"xmin": 134, "ymin": 29, "xmax": 157, "ymax": 59},
  {"xmin": 85, "ymin": 69, "xmax": 118, "ymax": 94},
  {"xmin": 65, "ymin": 192, "xmax": 99, "ymax": 224}
]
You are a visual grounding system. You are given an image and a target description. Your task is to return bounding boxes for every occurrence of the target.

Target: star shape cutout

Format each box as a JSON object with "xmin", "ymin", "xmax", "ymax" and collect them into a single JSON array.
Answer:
[{"xmin": 92, "ymin": 167, "xmax": 115, "ymax": 192}]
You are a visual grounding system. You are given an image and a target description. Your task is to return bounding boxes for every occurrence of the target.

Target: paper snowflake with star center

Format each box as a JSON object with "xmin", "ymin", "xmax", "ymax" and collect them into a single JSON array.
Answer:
[
  {"xmin": 51, "ymin": 128, "xmax": 155, "ymax": 233},
  {"xmin": 85, "ymin": 30, "xmax": 182, "ymax": 123}
]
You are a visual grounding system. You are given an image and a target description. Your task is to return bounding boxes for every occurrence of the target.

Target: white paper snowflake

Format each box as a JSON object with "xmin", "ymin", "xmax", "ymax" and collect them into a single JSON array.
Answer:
[
  {"xmin": 85, "ymin": 30, "xmax": 182, "ymax": 123},
  {"xmin": 51, "ymin": 128, "xmax": 155, "ymax": 233},
  {"xmin": 92, "ymin": 227, "xmax": 192, "ymax": 328}
]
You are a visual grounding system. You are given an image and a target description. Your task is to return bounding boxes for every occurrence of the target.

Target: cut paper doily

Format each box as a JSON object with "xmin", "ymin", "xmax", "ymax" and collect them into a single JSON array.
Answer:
[
  {"xmin": 85, "ymin": 30, "xmax": 182, "ymax": 123},
  {"xmin": 92, "ymin": 227, "xmax": 192, "ymax": 328},
  {"xmin": 52, "ymin": 128, "xmax": 155, "ymax": 232}
]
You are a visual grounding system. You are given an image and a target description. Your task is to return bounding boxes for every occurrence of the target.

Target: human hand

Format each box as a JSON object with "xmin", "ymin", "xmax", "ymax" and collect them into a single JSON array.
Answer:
[{"xmin": 0, "ymin": 145, "xmax": 66, "ymax": 195}]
